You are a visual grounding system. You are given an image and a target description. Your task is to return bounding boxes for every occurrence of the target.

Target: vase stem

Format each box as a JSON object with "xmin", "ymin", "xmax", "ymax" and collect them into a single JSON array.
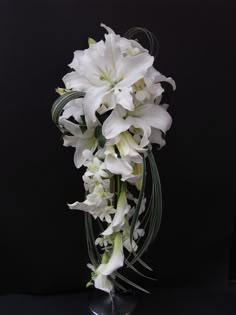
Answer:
[{"xmin": 89, "ymin": 289, "xmax": 137, "ymax": 315}]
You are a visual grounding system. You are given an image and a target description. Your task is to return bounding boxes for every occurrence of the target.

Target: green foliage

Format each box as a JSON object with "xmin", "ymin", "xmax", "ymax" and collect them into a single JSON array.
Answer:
[
  {"xmin": 129, "ymin": 155, "xmax": 146, "ymax": 247},
  {"xmin": 51, "ymin": 91, "xmax": 85, "ymax": 132},
  {"xmin": 84, "ymin": 212, "xmax": 101, "ymax": 268},
  {"xmin": 129, "ymin": 150, "xmax": 162, "ymax": 266},
  {"xmin": 94, "ymin": 125, "xmax": 106, "ymax": 148},
  {"xmin": 84, "ymin": 150, "xmax": 162, "ymax": 293}
]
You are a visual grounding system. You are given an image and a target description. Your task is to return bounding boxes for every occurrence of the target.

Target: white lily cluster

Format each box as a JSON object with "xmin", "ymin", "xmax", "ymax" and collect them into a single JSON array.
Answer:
[{"xmin": 55, "ymin": 23, "xmax": 176, "ymax": 293}]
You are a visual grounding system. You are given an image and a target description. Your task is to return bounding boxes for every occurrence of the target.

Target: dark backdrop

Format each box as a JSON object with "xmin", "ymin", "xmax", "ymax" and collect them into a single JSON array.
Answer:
[{"xmin": 0, "ymin": 0, "xmax": 235, "ymax": 293}]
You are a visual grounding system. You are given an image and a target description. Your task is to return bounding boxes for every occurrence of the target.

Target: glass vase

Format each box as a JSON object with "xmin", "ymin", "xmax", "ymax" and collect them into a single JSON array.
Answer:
[{"xmin": 88, "ymin": 289, "xmax": 137, "ymax": 315}]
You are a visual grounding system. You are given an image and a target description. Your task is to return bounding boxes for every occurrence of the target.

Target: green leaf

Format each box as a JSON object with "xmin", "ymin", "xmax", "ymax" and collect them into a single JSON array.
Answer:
[
  {"xmin": 86, "ymin": 281, "xmax": 93, "ymax": 288},
  {"xmin": 51, "ymin": 91, "xmax": 85, "ymax": 132},
  {"xmin": 79, "ymin": 115, "xmax": 87, "ymax": 133},
  {"xmin": 88, "ymin": 37, "xmax": 97, "ymax": 45},
  {"xmin": 94, "ymin": 125, "xmax": 106, "ymax": 148},
  {"xmin": 137, "ymin": 258, "xmax": 153, "ymax": 272}
]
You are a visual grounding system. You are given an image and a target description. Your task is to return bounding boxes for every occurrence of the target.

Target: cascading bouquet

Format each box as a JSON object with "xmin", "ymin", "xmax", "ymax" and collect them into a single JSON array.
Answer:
[{"xmin": 51, "ymin": 24, "xmax": 176, "ymax": 294}]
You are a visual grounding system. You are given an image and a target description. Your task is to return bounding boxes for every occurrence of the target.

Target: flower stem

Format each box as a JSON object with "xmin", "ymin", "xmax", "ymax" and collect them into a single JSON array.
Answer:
[{"xmin": 117, "ymin": 175, "xmax": 121, "ymax": 196}]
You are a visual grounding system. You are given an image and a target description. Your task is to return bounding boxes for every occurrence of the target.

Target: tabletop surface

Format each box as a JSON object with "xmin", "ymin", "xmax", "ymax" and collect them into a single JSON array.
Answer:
[{"xmin": 0, "ymin": 287, "xmax": 236, "ymax": 315}]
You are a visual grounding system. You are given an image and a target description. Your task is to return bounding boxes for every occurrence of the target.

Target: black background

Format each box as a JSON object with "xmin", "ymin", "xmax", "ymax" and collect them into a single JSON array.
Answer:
[{"xmin": 0, "ymin": 0, "xmax": 235, "ymax": 293}]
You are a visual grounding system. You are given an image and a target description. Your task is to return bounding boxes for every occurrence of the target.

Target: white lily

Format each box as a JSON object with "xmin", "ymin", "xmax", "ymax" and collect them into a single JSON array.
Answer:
[
  {"xmin": 87, "ymin": 233, "xmax": 124, "ymax": 293},
  {"xmin": 102, "ymin": 102, "xmax": 172, "ymax": 149},
  {"xmin": 58, "ymin": 117, "xmax": 98, "ymax": 169},
  {"xmin": 144, "ymin": 66, "xmax": 176, "ymax": 101},
  {"xmin": 101, "ymin": 23, "xmax": 148, "ymax": 57},
  {"xmin": 62, "ymin": 24, "xmax": 154, "ymax": 127},
  {"xmin": 104, "ymin": 131, "xmax": 145, "ymax": 181},
  {"xmin": 68, "ymin": 183, "xmax": 115, "ymax": 223},
  {"xmin": 60, "ymin": 97, "xmax": 84, "ymax": 123},
  {"xmin": 87, "ymin": 263, "xmax": 114, "ymax": 294},
  {"xmin": 97, "ymin": 233, "xmax": 124, "ymax": 276},
  {"xmin": 93, "ymin": 274, "xmax": 114, "ymax": 293}
]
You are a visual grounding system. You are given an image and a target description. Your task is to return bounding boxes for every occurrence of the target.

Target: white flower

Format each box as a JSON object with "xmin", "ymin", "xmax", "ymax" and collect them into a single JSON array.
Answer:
[
  {"xmin": 62, "ymin": 24, "xmax": 154, "ymax": 127},
  {"xmin": 103, "ymin": 131, "xmax": 146, "ymax": 181},
  {"xmin": 144, "ymin": 66, "xmax": 176, "ymax": 101},
  {"xmin": 102, "ymin": 187, "xmax": 130, "ymax": 236},
  {"xmin": 102, "ymin": 102, "xmax": 172, "ymax": 149},
  {"xmin": 81, "ymin": 150, "xmax": 112, "ymax": 193},
  {"xmin": 60, "ymin": 97, "xmax": 84, "ymax": 123},
  {"xmin": 97, "ymin": 233, "xmax": 124, "ymax": 276},
  {"xmin": 59, "ymin": 117, "xmax": 98, "ymax": 169},
  {"xmin": 87, "ymin": 263, "xmax": 114, "ymax": 294},
  {"xmin": 101, "ymin": 23, "xmax": 148, "ymax": 57},
  {"xmin": 87, "ymin": 233, "xmax": 124, "ymax": 293},
  {"xmin": 95, "ymin": 235, "xmax": 112, "ymax": 248},
  {"xmin": 83, "ymin": 150, "xmax": 110, "ymax": 181},
  {"xmin": 68, "ymin": 183, "xmax": 115, "ymax": 223},
  {"xmin": 83, "ymin": 174, "xmax": 110, "ymax": 194}
]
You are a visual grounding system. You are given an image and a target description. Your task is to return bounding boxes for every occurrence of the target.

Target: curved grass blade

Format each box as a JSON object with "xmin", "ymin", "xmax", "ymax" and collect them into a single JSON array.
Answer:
[
  {"xmin": 124, "ymin": 27, "xmax": 160, "ymax": 58},
  {"xmin": 137, "ymin": 258, "xmax": 153, "ymax": 272},
  {"xmin": 109, "ymin": 277, "xmax": 128, "ymax": 293},
  {"xmin": 87, "ymin": 214, "xmax": 101, "ymax": 260},
  {"xmin": 114, "ymin": 271, "xmax": 150, "ymax": 294},
  {"xmin": 125, "ymin": 172, "xmax": 153, "ymax": 264},
  {"xmin": 84, "ymin": 213, "xmax": 97, "ymax": 267},
  {"xmin": 125, "ymin": 165, "xmax": 153, "ymax": 265},
  {"xmin": 148, "ymin": 151, "xmax": 162, "ymax": 243},
  {"xmin": 129, "ymin": 150, "xmax": 162, "ymax": 265},
  {"xmin": 96, "ymin": 217, "xmax": 104, "ymax": 233},
  {"xmin": 85, "ymin": 212, "xmax": 101, "ymax": 268},
  {"xmin": 129, "ymin": 155, "xmax": 147, "ymax": 247},
  {"xmin": 51, "ymin": 91, "xmax": 85, "ymax": 130},
  {"xmin": 125, "ymin": 262, "xmax": 157, "ymax": 281}
]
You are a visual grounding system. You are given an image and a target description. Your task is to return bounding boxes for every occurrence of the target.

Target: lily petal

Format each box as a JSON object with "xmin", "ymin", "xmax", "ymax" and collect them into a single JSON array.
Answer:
[
  {"xmin": 97, "ymin": 91, "xmax": 116, "ymax": 114},
  {"xmin": 154, "ymin": 74, "xmax": 176, "ymax": 90},
  {"xmin": 73, "ymin": 144, "xmax": 96, "ymax": 168},
  {"xmin": 105, "ymin": 154, "xmax": 133, "ymax": 177},
  {"xmin": 102, "ymin": 106, "xmax": 130, "ymax": 139},
  {"xmin": 94, "ymin": 274, "xmax": 114, "ymax": 293},
  {"xmin": 68, "ymin": 50, "xmax": 84, "ymax": 72},
  {"xmin": 114, "ymin": 87, "xmax": 134, "ymax": 111},
  {"xmin": 84, "ymin": 85, "xmax": 109, "ymax": 127},
  {"xmin": 59, "ymin": 117, "xmax": 82, "ymax": 136},
  {"xmin": 61, "ymin": 98, "xmax": 84, "ymax": 122},
  {"xmin": 116, "ymin": 53, "xmax": 154, "ymax": 88},
  {"xmin": 97, "ymin": 233, "xmax": 124, "ymax": 276},
  {"xmin": 150, "ymin": 128, "xmax": 166, "ymax": 148},
  {"xmin": 62, "ymin": 71, "xmax": 91, "ymax": 91},
  {"xmin": 101, "ymin": 23, "xmax": 116, "ymax": 35},
  {"xmin": 102, "ymin": 188, "xmax": 130, "ymax": 236},
  {"xmin": 67, "ymin": 201, "xmax": 91, "ymax": 212},
  {"xmin": 134, "ymin": 103, "xmax": 172, "ymax": 133}
]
